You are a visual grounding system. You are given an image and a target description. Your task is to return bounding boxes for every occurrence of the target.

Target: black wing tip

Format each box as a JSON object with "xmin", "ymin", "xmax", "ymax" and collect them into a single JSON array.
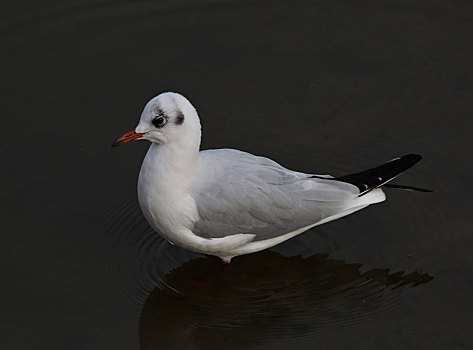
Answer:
[
  {"xmin": 383, "ymin": 153, "xmax": 423, "ymax": 175},
  {"xmin": 406, "ymin": 153, "xmax": 422, "ymax": 159},
  {"xmin": 393, "ymin": 153, "xmax": 422, "ymax": 164},
  {"xmin": 334, "ymin": 153, "xmax": 425, "ymax": 196},
  {"xmin": 406, "ymin": 153, "xmax": 422, "ymax": 160}
]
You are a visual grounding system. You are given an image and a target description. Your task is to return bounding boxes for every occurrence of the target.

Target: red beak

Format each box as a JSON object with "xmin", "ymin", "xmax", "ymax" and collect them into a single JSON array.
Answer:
[{"xmin": 111, "ymin": 130, "xmax": 146, "ymax": 147}]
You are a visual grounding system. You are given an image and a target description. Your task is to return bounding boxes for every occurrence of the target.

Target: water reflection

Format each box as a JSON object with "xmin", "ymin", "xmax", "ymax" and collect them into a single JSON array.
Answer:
[{"xmin": 139, "ymin": 251, "xmax": 432, "ymax": 350}]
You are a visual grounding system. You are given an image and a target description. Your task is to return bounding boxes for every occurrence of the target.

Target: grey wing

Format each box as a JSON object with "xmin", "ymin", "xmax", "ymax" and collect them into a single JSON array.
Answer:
[{"xmin": 190, "ymin": 149, "xmax": 360, "ymax": 241}]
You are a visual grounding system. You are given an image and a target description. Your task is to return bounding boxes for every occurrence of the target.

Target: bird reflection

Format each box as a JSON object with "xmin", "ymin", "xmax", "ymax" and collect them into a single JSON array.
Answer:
[{"xmin": 139, "ymin": 251, "xmax": 432, "ymax": 350}]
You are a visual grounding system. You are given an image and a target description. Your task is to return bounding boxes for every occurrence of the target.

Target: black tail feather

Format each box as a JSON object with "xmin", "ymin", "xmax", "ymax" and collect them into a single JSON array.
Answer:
[
  {"xmin": 383, "ymin": 183, "xmax": 432, "ymax": 193},
  {"xmin": 329, "ymin": 154, "xmax": 423, "ymax": 196}
]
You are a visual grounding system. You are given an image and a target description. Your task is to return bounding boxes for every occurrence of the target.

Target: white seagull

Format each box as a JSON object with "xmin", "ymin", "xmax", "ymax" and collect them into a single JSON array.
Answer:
[{"xmin": 112, "ymin": 92, "xmax": 423, "ymax": 262}]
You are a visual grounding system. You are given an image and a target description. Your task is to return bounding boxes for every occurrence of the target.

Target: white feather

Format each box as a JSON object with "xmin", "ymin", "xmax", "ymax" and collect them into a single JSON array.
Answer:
[{"xmin": 132, "ymin": 92, "xmax": 388, "ymax": 262}]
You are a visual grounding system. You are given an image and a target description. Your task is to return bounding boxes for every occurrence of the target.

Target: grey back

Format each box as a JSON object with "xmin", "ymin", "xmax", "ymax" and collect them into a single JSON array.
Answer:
[{"xmin": 190, "ymin": 149, "xmax": 359, "ymax": 241}]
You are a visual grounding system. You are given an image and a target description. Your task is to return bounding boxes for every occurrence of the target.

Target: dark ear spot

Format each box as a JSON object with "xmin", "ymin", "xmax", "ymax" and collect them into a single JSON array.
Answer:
[{"xmin": 175, "ymin": 112, "xmax": 185, "ymax": 125}]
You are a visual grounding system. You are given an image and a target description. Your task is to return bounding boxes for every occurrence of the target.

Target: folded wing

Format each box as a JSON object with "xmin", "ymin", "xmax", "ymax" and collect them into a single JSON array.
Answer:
[{"xmin": 190, "ymin": 149, "xmax": 367, "ymax": 241}]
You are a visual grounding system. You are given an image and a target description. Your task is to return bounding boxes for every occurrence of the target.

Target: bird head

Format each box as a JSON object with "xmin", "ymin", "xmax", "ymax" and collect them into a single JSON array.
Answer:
[{"xmin": 111, "ymin": 92, "xmax": 201, "ymax": 147}]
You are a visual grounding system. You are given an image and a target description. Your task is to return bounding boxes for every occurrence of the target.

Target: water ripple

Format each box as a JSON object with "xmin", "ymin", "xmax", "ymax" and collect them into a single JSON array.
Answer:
[
  {"xmin": 139, "ymin": 252, "xmax": 432, "ymax": 349},
  {"xmin": 87, "ymin": 171, "xmax": 435, "ymax": 348}
]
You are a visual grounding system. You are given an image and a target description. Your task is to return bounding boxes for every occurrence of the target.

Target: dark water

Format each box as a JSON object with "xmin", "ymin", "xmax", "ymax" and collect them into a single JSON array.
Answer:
[{"xmin": 2, "ymin": 1, "xmax": 472, "ymax": 349}]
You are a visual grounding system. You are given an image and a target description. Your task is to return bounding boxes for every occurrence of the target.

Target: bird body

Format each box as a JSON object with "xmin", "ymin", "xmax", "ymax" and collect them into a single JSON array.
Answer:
[{"xmin": 113, "ymin": 92, "xmax": 422, "ymax": 262}]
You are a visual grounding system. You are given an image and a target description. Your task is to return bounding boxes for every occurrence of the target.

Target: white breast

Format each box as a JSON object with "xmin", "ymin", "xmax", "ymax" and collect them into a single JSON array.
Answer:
[
  {"xmin": 137, "ymin": 144, "xmax": 256, "ymax": 259},
  {"xmin": 137, "ymin": 143, "xmax": 199, "ymax": 241}
]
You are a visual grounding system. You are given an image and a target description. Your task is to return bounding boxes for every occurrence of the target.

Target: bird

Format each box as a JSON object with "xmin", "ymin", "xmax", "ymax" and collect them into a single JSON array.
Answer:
[{"xmin": 112, "ymin": 92, "xmax": 425, "ymax": 263}]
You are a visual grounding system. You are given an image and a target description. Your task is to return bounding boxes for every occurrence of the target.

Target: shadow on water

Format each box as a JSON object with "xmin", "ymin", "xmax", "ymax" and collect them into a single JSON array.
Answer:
[
  {"xmin": 88, "ymin": 192, "xmax": 434, "ymax": 349},
  {"xmin": 139, "ymin": 251, "xmax": 432, "ymax": 350}
]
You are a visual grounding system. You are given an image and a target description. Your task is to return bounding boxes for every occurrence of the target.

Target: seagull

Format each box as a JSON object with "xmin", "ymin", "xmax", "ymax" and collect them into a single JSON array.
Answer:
[{"xmin": 112, "ymin": 92, "xmax": 424, "ymax": 262}]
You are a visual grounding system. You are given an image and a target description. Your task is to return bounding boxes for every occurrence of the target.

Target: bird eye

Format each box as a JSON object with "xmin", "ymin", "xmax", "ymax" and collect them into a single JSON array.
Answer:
[{"xmin": 152, "ymin": 116, "xmax": 166, "ymax": 128}]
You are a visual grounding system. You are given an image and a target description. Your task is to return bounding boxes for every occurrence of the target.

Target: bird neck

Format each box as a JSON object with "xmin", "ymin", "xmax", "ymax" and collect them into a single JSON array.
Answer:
[{"xmin": 139, "ymin": 135, "xmax": 201, "ymax": 195}]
